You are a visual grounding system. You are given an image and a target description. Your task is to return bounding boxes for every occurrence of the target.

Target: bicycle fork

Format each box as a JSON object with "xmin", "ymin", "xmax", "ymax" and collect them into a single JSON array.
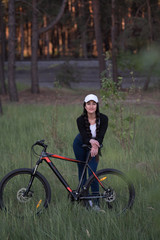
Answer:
[{"xmin": 23, "ymin": 159, "xmax": 42, "ymax": 196}]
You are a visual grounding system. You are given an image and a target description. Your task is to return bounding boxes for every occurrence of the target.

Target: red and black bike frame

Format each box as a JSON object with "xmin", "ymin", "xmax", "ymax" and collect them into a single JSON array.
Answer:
[{"xmin": 31, "ymin": 150, "xmax": 106, "ymax": 201}]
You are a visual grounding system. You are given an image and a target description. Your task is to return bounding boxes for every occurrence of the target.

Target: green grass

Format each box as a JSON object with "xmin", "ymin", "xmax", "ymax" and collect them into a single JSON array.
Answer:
[{"xmin": 0, "ymin": 102, "xmax": 160, "ymax": 240}]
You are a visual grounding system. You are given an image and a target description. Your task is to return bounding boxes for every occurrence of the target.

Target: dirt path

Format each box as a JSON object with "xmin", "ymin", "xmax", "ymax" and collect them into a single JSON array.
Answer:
[
  {"xmin": 1, "ymin": 88, "xmax": 160, "ymax": 116},
  {"xmin": 1, "ymin": 88, "xmax": 94, "ymax": 105}
]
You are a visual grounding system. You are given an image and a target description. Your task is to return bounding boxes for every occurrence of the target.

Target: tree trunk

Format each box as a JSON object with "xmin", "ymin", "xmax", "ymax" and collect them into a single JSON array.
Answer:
[
  {"xmin": 143, "ymin": 0, "xmax": 153, "ymax": 91},
  {"xmin": 92, "ymin": 0, "xmax": 106, "ymax": 85},
  {"xmin": 0, "ymin": 1, "xmax": 7, "ymax": 95},
  {"xmin": 30, "ymin": 0, "xmax": 67, "ymax": 94},
  {"xmin": 143, "ymin": 74, "xmax": 151, "ymax": 91},
  {"xmin": 31, "ymin": 0, "xmax": 39, "ymax": 94},
  {"xmin": 39, "ymin": 0, "xmax": 68, "ymax": 35},
  {"xmin": 8, "ymin": 0, "xmax": 18, "ymax": 101},
  {"xmin": 0, "ymin": 97, "xmax": 2, "ymax": 115},
  {"xmin": 111, "ymin": 0, "xmax": 118, "ymax": 83},
  {"xmin": 80, "ymin": 0, "xmax": 87, "ymax": 59},
  {"xmin": 46, "ymin": 31, "xmax": 50, "ymax": 60},
  {"xmin": 147, "ymin": 0, "xmax": 153, "ymax": 44},
  {"xmin": 20, "ymin": 7, "xmax": 24, "ymax": 61}
]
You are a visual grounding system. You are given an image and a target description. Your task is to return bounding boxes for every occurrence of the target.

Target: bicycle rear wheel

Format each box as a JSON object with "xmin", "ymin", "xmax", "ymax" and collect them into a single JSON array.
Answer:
[
  {"xmin": 0, "ymin": 168, "xmax": 51, "ymax": 217},
  {"xmin": 85, "ymin": 168, "xmax": 135, "ymax": 215}
]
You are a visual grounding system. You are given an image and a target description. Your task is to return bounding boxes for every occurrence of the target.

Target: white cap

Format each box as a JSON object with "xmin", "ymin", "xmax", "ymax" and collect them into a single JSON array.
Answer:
[{"xmin": 84, "ymin": 94, "xmax": 98, "ymax": 103}]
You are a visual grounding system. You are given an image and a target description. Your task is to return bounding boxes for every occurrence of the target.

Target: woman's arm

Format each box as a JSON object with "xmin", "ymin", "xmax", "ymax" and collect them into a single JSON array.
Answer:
[
  {"xmin": 77, "ymin": 116, "xmax": 91, "ymax": 144},
  {"xmin": 77, "ymin": 114, "xmax": 108, "ymax": 155},
  {"xmin": 95, "ymin": 114, "xmax": 108, "ymax": 144}
]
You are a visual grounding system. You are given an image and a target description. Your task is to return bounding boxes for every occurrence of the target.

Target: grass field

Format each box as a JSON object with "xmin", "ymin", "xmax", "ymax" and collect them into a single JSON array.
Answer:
[{"xmin": 0, "ymin": 89, "xmax": 160, "ymax": 240}]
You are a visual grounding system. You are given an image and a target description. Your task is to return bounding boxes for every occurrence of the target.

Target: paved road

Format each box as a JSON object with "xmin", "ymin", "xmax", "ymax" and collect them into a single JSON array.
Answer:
[{"xmin": 5, "ymin": 60, "xmax": 159, "ymax": 89}]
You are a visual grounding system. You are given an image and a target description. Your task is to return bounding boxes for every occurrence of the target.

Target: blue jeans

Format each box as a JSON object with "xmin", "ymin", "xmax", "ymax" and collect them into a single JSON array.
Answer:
[{"xmin": 73, "ymin": 134, "xmax": 99, "ymax": 194}]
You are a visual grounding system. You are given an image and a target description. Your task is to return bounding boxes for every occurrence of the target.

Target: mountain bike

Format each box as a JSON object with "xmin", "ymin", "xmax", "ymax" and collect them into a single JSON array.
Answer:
[{"xmin": 0, "ymin": 140, "xmax": 135, "ymax": 217}]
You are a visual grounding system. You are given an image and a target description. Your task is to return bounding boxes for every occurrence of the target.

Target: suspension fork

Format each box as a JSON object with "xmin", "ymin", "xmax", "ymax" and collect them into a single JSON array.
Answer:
[{"xmin": 23, "ymin": 159, "xmax": 42, "ymax": 196}]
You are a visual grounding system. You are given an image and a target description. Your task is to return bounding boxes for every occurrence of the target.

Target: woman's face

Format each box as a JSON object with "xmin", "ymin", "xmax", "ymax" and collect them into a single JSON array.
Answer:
[{"xmin": 85, "ymin": 100, "xmax": 97, "ymax": 114}]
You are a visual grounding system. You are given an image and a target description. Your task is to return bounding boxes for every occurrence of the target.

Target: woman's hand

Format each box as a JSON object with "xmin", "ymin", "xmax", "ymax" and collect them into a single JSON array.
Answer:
[
  {"xmin": 90, "ymin": 145, "xmax": 99, "ymax": 157},
  {"xmin": 89, "ymin": 139, "xmax": 100, "ymax": 148},
  {"xmin": 89, "ymin": 139, "xmax": 100, "ymax": 157}
]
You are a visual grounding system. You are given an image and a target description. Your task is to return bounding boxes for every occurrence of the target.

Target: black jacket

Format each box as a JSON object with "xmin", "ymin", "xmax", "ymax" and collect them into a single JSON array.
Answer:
[{"xmin": 77, "ymin": 113, "xmax": 108, "ymax": 145}]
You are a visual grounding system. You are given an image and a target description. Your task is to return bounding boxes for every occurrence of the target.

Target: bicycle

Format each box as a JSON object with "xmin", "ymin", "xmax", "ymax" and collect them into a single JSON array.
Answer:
[{"xmin": 0, "ymin": 140, "xmax": 135, "ymax": 217}]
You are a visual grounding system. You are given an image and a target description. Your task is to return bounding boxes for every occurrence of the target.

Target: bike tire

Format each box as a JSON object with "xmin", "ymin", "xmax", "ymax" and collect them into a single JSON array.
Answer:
[
  {"xmin": 84, "ymin": 168, "xmax": 135, "ymax": 215},
  {"xmin": 0, "ymin": 168, "xmax": 51, "ymax": 217}
]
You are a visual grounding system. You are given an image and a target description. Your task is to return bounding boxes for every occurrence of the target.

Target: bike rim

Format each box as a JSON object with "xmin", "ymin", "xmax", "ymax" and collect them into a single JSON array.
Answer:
[
  {"xmin": 86, "ymin": 171, "xmax": 134, "ymax": 215},
  {"xmin": 1, "ymin": 172, "xmax": 49, "ymax": 217}
]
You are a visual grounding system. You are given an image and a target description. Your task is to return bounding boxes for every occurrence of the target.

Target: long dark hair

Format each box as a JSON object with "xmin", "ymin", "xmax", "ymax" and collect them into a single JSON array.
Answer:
[{"xmin": 82, "ymin": 102, "xmax": 100, "ymax": 138}]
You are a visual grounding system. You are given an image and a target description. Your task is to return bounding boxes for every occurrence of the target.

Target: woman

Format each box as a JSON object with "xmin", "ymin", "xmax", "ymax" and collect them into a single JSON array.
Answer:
[{"xmin": 73, "ymin": 94, "xmax": 108, "ymax": 205}]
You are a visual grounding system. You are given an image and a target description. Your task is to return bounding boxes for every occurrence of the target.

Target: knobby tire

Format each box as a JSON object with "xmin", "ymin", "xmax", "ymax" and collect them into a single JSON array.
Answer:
[
  {"xmin": 0, "ymin": 168, "xmax": 51, "ymax": 217},
  {"xmin": 84, "ymin": 168, "xmax": 135, "ymax": 215}
]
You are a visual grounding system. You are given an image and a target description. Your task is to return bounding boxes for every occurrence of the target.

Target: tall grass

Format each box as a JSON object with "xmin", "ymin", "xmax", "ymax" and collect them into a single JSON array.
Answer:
[{"xmin": 0, "ymin": 102, "xmax": 159, "ymax": 240}]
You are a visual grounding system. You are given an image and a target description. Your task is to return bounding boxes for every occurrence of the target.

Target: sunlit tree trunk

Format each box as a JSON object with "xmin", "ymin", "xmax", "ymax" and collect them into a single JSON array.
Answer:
[
  {"xmin": 46, "ymin": 31, "xmax": 50, "ymax": 60},
  {"xmin": 31, "ymin": 0, "xmax": 39, "ymax": 94},
  {"xmin": 26, "ymin": 20, "xmax": 30, "ymax": 57},
  {"xmin": 92, "ymin": 0, "xmax": 106, "ymax": 85},
  {"xmin": 8, "ymin": 0, "xmax": 18, "ymax": 101},
  {"xmin": 111, "ymin": 0, "xmax": 118, "ymax": 83},
  {"xmin": 0, "ymin": 0, "xmax": 7, "ymax": 95}
]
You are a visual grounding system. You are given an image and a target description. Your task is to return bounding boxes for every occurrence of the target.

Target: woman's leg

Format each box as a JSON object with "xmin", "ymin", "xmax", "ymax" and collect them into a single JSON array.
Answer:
[
  {"xmin": 88, "ymin": 157, "xmax": 99, "ymax": 194},
  {"xmin": 73, "ymin": 134, "xmax": 87, "ymax": 188}
]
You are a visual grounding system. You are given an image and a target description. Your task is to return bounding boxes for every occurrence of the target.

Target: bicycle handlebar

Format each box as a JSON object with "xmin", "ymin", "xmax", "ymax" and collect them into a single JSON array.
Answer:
[
  {"xmin": 82, "ymin": 143, "xmax": 103, "ymax": 150},
  {"xmin": 31, "ymin": 140, "xmax": 102, "ymax": 157},
  {"xmin": 31, "ymin": 140, "xmax": 48, "ymax": 156},
  {"xmin": 33, "ymin": 140, "xmax": 47, "ymax": 148}
]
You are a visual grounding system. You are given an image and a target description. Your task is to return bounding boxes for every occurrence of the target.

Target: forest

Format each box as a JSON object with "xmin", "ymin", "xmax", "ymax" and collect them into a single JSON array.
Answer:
[
  {"xmin": 1, "ymin": 0, "xmax": 160, "ymax": 59},
  {"xmin": 0, "ymin": 0, "xmax": 160, "ymax": 105}
]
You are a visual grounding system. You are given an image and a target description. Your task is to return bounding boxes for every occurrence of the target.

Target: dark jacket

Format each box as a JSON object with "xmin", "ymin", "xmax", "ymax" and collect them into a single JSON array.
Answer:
[{"xmin": 77, "ymin": 113, "xmax": 108, "ymax": 145}]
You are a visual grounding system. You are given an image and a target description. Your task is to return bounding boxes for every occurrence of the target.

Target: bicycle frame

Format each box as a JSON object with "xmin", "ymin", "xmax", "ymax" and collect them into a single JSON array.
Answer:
[
  {"xmin": 0, "ymin": 140, "xmax": 135, "ymax": 216},
  {"xmin": 31, "ymin": 149, "xmax": 106, "ymax": 201}
]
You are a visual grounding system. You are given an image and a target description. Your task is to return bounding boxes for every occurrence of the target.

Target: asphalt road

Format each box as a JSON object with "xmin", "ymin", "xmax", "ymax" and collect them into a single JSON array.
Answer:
[{"xmin": 5, "ymin": 60, "xmax": 159, "ymax": 89}]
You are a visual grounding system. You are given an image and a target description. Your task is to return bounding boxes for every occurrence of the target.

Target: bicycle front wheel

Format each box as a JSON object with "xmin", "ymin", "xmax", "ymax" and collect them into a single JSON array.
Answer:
[
  {"xmin": 0, "ymin": 168, "xmax": 51, "ymax": 217},
  {"xmin": 85, "ymin": 168, "xmax": 135, "ymax": 215}
]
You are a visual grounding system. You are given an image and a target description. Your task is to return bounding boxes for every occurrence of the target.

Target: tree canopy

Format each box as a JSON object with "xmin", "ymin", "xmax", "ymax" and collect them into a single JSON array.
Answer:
[{"xmin": 1, "ymin": 0, "xmax": 160, "ymax": 59}]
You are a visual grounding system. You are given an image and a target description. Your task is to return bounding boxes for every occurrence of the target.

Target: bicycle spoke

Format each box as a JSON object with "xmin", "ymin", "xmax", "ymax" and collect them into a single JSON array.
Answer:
[
  {"xmin": 85, "ymin": 169, "xmax": 135, "ymax": 215},
  {"xmin": 0, "ymin": 169, "xmax": 51, "ymax": 217}
]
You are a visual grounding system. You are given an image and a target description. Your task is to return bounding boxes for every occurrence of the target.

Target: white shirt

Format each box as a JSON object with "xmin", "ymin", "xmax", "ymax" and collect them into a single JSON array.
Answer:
[{"xmin": 90, "ymin": 124, "xmax": 96, "ymax": 138}]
